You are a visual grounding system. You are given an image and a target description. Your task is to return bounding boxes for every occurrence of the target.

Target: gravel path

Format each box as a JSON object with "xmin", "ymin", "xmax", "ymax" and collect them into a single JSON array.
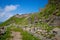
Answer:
[{"xmin": 10, "ymin": 31, "xmax": 22, "ymax": 40}]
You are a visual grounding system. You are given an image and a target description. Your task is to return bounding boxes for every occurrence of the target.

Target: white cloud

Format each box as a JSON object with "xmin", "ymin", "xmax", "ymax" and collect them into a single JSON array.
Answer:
[
  {"xmin": 5, "ymin": 5, "xmax": 19, "ymax": 12},
  {"xmin": 0, "ymin": 5, "xmax": 19, "ymax": 21}
]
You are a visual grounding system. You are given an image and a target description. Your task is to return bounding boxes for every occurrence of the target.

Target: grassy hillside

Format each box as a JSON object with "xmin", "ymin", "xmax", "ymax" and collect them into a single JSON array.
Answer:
[{"xmin": 0, "ymin": 0, "xmax": 60, "ymax": 40}]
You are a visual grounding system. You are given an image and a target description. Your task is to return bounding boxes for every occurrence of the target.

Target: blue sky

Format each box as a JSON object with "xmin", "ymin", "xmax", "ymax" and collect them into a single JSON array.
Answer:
[{"xmin": 0, "ymin": 0, "xmax": 48, "ymax": 22}]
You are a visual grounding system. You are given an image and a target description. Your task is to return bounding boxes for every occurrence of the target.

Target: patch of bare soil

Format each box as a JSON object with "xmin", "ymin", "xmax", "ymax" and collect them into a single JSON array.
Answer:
[{"xmin": 10, "ymin": 31, "xmax": 22, "ymax": 40}]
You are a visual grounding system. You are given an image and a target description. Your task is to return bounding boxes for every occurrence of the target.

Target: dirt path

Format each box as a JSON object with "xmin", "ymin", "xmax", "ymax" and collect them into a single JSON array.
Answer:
[{"xmin": 10, "ymin": 31, "xmax": 22, "ymax": 40}]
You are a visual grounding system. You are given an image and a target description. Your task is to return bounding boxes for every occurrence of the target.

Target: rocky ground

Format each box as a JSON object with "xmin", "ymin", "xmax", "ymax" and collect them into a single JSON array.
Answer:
[{"xmin": 0, "ymin": 23, "xmax": 60, "ymax": 40}]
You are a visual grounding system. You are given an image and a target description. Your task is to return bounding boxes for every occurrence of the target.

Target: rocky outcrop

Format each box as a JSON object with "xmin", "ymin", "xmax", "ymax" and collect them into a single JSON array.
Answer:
[
  {"xmin": 0, "ymin": 27, "xmax": 6, "ymax": 35},
  {"xmin": 52, "ymin": 28, "xmax": 60, "ymax": 40},
  {"xmin": 34, "ymin": 16, "xmax": 39, "ymax": 24},
  {"xmin": 49, "ymin": 16, "xmax": 60, "ymax": 26}
]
